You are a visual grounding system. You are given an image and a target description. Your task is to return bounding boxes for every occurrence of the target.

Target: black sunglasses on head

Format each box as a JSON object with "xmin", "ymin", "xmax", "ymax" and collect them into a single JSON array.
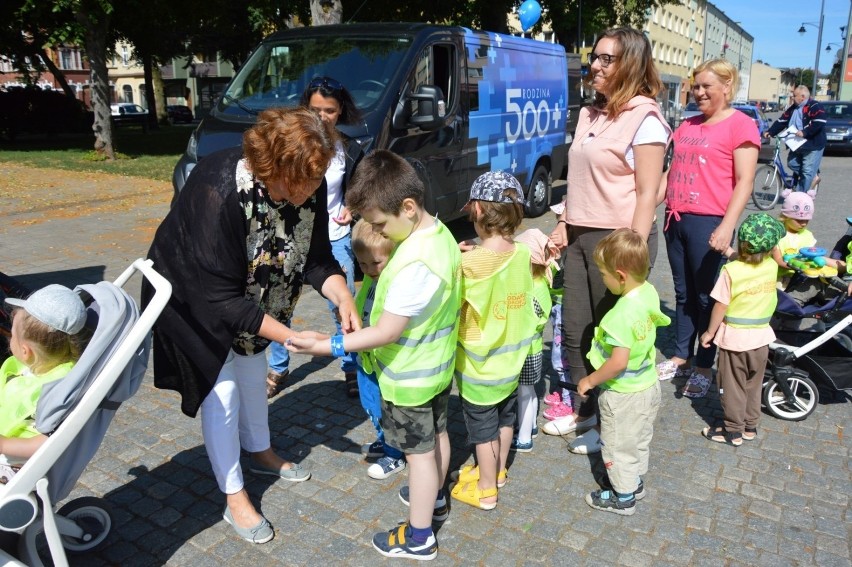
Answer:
[{"xmin": 308, "ymin": 77, "xmax": 343, "ymax": 92}]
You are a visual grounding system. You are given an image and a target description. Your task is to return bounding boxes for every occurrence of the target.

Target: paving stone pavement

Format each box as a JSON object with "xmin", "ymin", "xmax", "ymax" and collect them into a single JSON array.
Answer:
[{"xmin": 0, "ymin": 162, "xmax": 850, "ymax": 566}]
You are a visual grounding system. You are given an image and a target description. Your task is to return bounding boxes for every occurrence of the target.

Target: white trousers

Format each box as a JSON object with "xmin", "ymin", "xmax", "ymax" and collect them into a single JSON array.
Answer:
[{"xmin": 200, "ymin": 349, "xmax": 270, "ymax": 494}]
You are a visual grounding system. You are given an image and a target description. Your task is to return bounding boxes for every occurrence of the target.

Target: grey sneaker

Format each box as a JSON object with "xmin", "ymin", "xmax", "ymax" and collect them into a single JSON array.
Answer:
[{"xmin": 368, "ymin": 456, "xmax": 406, "ymax": 480}]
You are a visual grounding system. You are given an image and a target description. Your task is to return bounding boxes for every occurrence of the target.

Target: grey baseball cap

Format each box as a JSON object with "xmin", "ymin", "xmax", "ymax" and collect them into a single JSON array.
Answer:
[
  {"xmin": 5, "ymin": 284, "xmax": 87, "ymax": 334},
  {"xmin": 463, "ymin": 171, "xmax": 526, "ymax": 210}
]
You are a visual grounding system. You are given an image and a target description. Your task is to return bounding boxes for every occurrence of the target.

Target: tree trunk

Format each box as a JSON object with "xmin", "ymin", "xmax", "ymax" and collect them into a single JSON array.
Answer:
[
  {"xmin": 76, "ymin": 7, "xmax": 114, "ymax": 159},
  {"xmin": 142, "ymin": 53, "xmax": 159, "ymax": 131},
  {"xmin": 153, "ymin": 65, "xmax": 168, "ymax": 125},
  {"xmin": 310, "ymin": 0, "xmax": 342, "ymax": 25},
  {"xmin": 39, "ymin": 49, "xmax": 77, "ymax": 99}
]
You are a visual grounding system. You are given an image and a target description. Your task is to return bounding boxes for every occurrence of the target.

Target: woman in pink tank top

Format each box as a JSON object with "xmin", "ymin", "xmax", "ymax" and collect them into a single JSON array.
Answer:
[
  {"xmin": 546, "ymin": 28, "xmax": 670, "ymax": 447},
  {"xmin": 660, "ymin": 59, "xmax": 760, "ymax": 398}
]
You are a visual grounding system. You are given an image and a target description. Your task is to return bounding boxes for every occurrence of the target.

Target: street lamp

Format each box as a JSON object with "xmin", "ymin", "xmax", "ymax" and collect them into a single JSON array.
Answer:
[{"xmin": 798, "ymin": 0, "xmax": 825, "ymax": 95}]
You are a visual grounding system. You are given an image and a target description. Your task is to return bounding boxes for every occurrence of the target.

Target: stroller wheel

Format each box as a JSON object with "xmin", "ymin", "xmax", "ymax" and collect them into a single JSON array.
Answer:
[
  {"xmin": 762, "ymin": 370, "xmax": 819, "ymax": 421},
  {"xmin": 19, "ymin": 497, "xmax": 113, "ymax": 564}
]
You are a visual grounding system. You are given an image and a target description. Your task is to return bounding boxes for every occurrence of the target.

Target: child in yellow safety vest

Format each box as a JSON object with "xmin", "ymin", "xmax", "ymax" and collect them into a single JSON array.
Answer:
[
  {"xmin": 451, "ymin": 171, "xmax": 536, "ymax": 512},
  {"xmin": 510, "ymin": 228, "xmax": 561, "ymax": 452},
  {"xmin": 576, "ymin": 229, "xmax": 670, "ymax": 516},
  {"xmin": 700, "ymin": 213, "xmax": 785, "ymax": 447},
  {"xmin": 1, "ymin": 285, "xmax": 91, "ymax": 484},
  {"xmin": 287, "ymin": 150, "xmax": 461, "ymax": 561}
]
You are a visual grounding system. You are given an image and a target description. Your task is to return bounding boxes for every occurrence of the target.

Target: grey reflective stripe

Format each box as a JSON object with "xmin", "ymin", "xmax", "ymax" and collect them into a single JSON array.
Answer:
[
  {"xmin": 724, "ymin": 315, "xmax": 772, "ymax": 325},
  {"xmin": 460, "ymin": 335, "xmax": 534, "ymax": 363},
  {"xmin": 593, "ymin": 343, "xmax": 652, "ymax": 378},
  {"xmin": 396, "ymin": 320, "xmax": 457, "ymax": 347},
  {"xmin": 454, "ymin": 370, "xmax": 519, "ymax": 387},
  {"xmin": 376, "ymin": 356, "xmax": 455, "ymax": 382}
]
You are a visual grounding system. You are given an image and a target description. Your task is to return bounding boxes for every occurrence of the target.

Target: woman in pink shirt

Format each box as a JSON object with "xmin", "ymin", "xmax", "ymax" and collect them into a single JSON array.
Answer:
[
  {"xmin": 660, "ymin": 59, "xmax": 760, "ymax": 398},
  {"xmin": 547, "ymin": 28, "xmax": 670, "ymax": 449}
]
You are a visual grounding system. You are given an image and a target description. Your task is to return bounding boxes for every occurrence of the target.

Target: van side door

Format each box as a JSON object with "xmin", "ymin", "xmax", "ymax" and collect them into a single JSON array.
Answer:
[{"xmin": 387, "ymin": 39, "xmax": 468, "ymax": 219}]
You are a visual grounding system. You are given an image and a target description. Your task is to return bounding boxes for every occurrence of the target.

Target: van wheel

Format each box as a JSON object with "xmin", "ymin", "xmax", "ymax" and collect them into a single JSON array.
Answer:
[{"xmin": 525, "ymin": 165, "xmax": 551, "ymax": 217}]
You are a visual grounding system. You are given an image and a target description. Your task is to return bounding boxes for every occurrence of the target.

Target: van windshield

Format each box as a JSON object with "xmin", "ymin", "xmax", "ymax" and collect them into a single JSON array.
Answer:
[{"xmin": 217, "ymin": 36, "xmax": 411, "ymax": 119}]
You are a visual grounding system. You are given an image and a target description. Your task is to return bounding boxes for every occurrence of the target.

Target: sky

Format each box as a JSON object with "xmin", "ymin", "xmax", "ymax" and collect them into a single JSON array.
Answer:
[{"xmin": 710, "ymin": 0, "xmax": 851, "ymax": 73}]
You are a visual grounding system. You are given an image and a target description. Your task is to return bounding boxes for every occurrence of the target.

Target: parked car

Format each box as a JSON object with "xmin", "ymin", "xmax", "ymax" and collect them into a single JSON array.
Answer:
[
  {"xmin": 679, "ymin": 101, "xmax": 702, "ymax": 123},
  {"xmin": 167, "ymin": 105, "xmax": 193, "ymax": 124},
  {"xmin": 822, "ymin": 101, "xmax": 852, "ymax": 154},
  {"xmin": 110, "ymin": 103, "xmax": 148, "ymax": 128}
]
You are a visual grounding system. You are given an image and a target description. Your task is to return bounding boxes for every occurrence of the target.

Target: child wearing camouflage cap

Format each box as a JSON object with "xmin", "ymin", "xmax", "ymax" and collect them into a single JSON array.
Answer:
[{"xmin": 699, "ymin": 213, "xmax": 785, "ymax": 446}]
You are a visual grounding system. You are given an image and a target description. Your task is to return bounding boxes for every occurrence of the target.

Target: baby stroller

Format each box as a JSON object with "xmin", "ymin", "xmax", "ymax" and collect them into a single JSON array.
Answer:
[
  {"xmin": 762, "ymin": 274, "xmax": 852, "ymax": 421},
  {"xmin": 0, "ymin": 259, "xmax": 171, "ymax": 567}
]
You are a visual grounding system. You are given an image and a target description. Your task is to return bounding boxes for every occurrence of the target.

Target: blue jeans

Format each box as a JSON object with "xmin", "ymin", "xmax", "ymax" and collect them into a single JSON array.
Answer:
[
  {"xmin": 663, "ymin": 213, "xmax": 727, "ymax": 369},
  {"xmin": 328, "ymin": 234, "xmax": 357, "ymax": 373},
  {"xmin": 357, "ymin": 366, "xmax": 403, "ymax": 459},
  {"xmin": 788, "ymin": 148, "xmax": 823, "ymax": 192},
  {"xmin": 268, "ymin": 233, "xmax": 358, "ymax": 374}
]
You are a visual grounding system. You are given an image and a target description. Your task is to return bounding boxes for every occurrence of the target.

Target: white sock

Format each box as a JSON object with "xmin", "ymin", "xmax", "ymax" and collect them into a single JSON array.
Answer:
[{"xmin": 517, "ymin": 384, "xmax": 537, "ymax": 443}]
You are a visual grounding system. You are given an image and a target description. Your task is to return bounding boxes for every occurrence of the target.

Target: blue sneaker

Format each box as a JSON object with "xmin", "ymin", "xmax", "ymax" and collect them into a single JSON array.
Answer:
[
  {"xmin": 372, "ymin": 523, "xmax": 438, "ymax": 560},
  {"xmin": 509, "ymin": 438, "xmax": 533, "ymax": 453},
  {"xmin": 532, "ymin": 426, "xmax": 538, "ymax": 438},
  {"xmin": 367, "ymin": 456, "xmax": 406, "ymax": 480},
  {"xmin": 362, "ymin": 440, "xmax": 384, "ymax": 459}
]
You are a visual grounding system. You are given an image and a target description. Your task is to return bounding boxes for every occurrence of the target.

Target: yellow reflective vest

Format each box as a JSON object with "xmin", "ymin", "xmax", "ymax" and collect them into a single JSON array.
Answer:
[
  {"xmin": 455, "ymin": 244, "xmax": 537, "ymax": 405},
  {"xmin": 531, "ymin": 276, "xmax": 552, "ymax": 356},
  {"xmin": 0, "ymin": 357, "xmax": 73, "ymax": 438},
  {"xmin": 723, "ymin": 258, "xmax": 778, "ymax": 328},
  {"xmin": 368, "ymin": 220, "xmax": 461, "ymax": 406}
]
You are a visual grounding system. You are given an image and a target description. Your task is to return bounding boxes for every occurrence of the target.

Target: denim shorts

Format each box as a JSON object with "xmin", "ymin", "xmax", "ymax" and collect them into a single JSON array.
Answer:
[
  {"xmin": 381, "ymin": 385, "xmax": 451, "ymax": 455},
  {"xmin": 461, "ymin": 387, "xmax": 518, "ymax": 445}
]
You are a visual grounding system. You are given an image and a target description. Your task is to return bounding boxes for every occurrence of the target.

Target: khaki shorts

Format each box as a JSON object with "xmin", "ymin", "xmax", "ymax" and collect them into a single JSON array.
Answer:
[{"xmin": 381, "ymin": 385, "xmax": 451, "ymax": 455}]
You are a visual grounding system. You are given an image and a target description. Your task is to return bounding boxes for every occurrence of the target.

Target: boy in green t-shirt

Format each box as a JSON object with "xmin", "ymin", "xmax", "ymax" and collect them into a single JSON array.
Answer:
[{"xmin": 576, "ymin": 229, "xmax": 670, "ymax": 516}]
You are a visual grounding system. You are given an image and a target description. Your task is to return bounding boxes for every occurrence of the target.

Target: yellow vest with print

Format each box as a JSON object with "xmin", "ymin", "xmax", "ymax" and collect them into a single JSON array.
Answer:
[
  {"xmin": 455, "ymin": 244, "xmax": 536, "ymax": 405},
  {"xmin": 776, "ymin": 229, "xmax": 817, "ymax": 279},
  {"xmin": 531, "ymin": 275, "xmax": 552, "ymax": 356},
  {"xmin": 724, "ymin": 257, "xmax": 778, "ymax": 328},
  {"xmin": 588, "ymin": 282, "xmax": 671, "ymax": 393},
  {"xmin": 369, "ymin": 220, "xmax": 461, "ymax": 406},
  {"xmin": 0, "ymin": 357, "xmax": 74, "ymax": 438}
]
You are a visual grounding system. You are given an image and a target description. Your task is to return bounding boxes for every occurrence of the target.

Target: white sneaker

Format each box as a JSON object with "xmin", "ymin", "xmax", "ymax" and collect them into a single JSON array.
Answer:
[
  {"xmin": 568, "ymin": 428, "xmax": 603, "ymax": 454},
  {"xmin": 367, "ymin": 456, "xmax": 406, "ymax": 480},
  {"xmin": 541, "ymin": 414, "xmax": 597, "ymax": 436}
]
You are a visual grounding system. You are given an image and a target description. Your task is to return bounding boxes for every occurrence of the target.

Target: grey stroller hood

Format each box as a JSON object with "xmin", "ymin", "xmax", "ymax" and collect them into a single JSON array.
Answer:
[{"xmin": 35, "ymin": 281, "xmax": 149, "ymax": 503}]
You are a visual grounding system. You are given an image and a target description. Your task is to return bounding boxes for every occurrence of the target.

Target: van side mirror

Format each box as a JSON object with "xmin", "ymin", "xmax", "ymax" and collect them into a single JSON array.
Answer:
[{"xmin": 393, "ymin": 85, "xmax": 445, "ymax": 131}]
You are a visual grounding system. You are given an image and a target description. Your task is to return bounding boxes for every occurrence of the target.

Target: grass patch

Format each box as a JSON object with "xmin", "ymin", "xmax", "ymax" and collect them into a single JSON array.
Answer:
[{"xmin": 0, "ymin": 125, "xmax": 193, "ymax": 182}]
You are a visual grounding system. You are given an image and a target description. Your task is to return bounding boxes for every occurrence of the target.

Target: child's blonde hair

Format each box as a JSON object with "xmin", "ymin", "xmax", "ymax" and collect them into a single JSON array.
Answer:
[
  {"xmin": 13, "ymin": 310, "xmax": 91, "ymax": 374},
  {"xmin": 351, "ymin": 218, "xmax": 395, "ymax": 257},
  {"xmin": 593, "ymin": 228, "xmax": 649, "ymax": 281}
]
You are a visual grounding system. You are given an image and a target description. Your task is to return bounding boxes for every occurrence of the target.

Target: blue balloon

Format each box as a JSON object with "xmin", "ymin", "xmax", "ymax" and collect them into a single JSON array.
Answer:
[{"xmin": 518, "ymin": 0, "xmax": 542, "ymax": 32}]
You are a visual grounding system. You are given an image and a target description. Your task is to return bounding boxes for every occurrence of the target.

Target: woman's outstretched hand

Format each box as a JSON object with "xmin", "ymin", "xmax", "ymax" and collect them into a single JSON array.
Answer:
[{"xmin": 285, "ymin": 331, "xmax": 331, "ymax": 355}]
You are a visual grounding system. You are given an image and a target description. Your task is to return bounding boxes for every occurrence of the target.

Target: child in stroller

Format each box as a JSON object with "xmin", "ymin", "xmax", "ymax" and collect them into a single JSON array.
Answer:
[
  {"xmin": 0, "ymin": 259, "xmax": 171, "ymax": 566},
  {"xmin": 763, "ymin": 215, "xmax": 852, "ymax": 421},
  {"xmin": 1, "ymin": 285, "xmax": 92, "ymax": 484}
]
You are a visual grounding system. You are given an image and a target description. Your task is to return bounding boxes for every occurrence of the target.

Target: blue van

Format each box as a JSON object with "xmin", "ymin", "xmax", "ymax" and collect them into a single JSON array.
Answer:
[{"xmin": 172, "ymin": 23, "xmax": 570, "ymax": 218}]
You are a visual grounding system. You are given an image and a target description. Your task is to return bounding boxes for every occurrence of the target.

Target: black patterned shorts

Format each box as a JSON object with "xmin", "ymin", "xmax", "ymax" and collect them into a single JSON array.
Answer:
[
  {"xmin": 519, "ymin": 351, "xmax": 543, "ymax": 385},
  {"xmin": 381, "ymin": 384, "xmax": 451, "ymax": 455}
]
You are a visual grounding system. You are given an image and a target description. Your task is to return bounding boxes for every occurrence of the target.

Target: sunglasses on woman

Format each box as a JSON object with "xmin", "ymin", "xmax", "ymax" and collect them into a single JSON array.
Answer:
[{"xmin": 308, "ymin": 77, "xmax": 343, "ymax": 92}]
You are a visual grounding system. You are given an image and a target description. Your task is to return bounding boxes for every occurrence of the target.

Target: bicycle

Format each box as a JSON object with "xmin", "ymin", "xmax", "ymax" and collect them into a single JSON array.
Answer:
[{"xmin": 752, "ymin": 136, "xmax": 821, "ymax": 210}]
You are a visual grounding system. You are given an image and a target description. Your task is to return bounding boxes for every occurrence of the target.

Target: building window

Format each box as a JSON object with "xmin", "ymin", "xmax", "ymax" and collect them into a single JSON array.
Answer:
[
  {"xmin": 123, "ymin": 85, "xmax": 133, "ymax": 103},
  {"xmin": 121, "ymin": 45, "xmax": 130, "ymax": 66}
]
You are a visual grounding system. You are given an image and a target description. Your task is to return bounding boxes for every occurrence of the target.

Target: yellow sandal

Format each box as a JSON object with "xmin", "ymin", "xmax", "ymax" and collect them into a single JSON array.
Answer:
[
  {"xmin": 451, "ymin": 480, "xmax": 498, "ymax": 510},
  {"xmin": 456, "ymin": 464, "xmax": 508, "ymax": 488}
]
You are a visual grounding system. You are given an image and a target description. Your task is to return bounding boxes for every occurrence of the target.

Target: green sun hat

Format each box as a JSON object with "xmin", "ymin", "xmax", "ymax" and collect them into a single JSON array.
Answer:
[{"xmin": 737, "ymin": 213, "xmax": 785, "ymax": 254}]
